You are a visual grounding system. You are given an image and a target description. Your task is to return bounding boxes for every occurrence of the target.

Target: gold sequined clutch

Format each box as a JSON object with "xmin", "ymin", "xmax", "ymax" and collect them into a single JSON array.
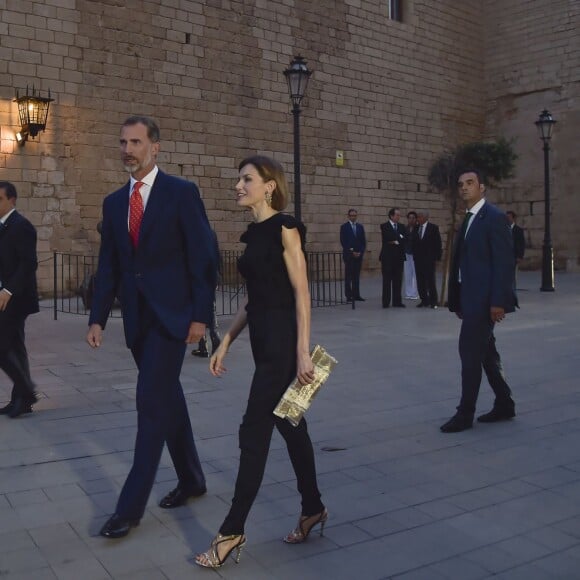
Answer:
[{"xmin": 273, "ymin": 345, "xmax": 338, "ymax": 427}]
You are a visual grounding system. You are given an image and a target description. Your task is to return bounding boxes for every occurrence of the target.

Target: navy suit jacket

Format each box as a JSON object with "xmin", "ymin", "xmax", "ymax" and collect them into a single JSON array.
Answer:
[
  {"xmin": 414, "ymin": 222, "xmax": 442, "ymax": 264},
  {"xmin": 0, "ymin": 211, "xmax": 39, "ymax": 319},
  {"xmin": 448, "ymin": 202, "xmax": 516, "ymax": 317},
  {"xmin": 379, "ymin": 222, "xmax": 406, "ymax": 264},
  {"xmin": 512, "ymin": 224, "xmax": 525, "ymax": 260},
  {"xmin": 89, "ymin": 170, "xmax": 217, "ymax": 348},
  {"xmin": 340, "ymin": 221, "xmax": 366, "ymax": 259}
]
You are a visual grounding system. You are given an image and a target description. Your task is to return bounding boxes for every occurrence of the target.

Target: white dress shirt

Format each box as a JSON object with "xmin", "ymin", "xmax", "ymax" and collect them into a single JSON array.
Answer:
[{"xmin": 128, "ymin": 165, "xmax": 159, "ymax": 225}]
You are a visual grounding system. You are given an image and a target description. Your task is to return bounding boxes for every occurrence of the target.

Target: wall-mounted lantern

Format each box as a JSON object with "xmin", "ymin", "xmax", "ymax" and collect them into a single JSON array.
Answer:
[{"xmin": 14, "ymin": 86, "xmax": 54, "ymax": 145}]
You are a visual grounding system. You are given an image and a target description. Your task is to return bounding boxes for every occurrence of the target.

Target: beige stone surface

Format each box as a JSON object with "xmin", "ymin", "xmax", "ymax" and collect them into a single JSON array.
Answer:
[{"xmin": 0, "ymin": 0, "xmax": 577, "ymax": 293}]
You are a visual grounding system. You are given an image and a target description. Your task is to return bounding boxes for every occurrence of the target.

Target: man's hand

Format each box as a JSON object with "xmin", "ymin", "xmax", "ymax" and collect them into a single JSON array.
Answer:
[
  {"xmin": 0, "ymin": 289, "xmax": 11, "ymax": 311},
  {"xmin": 186, "ymin": 321, "xmax": 206, "ymax": 344},
  {"xmin": 87, "ymin": 324, "xmax": 103, "ymax": 348},
  {"xmin": 490, "ymin": 306, "xmax": 505, "ymax": 323}
]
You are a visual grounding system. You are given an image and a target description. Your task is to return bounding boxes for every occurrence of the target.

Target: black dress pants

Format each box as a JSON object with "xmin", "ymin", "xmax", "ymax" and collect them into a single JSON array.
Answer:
[
  {"xmin": 381, "ymin": 259, "xmax": 403, "ymax": 307},
  {"xmin": 457, "ymin": 315, "xmax": 512, "ymax": 416},
  {"xmin": 116, "ymin": 308, "xmax": 205, "ymax": 520},
  {"xmin": 219, "ymin": 310, "xmax": 324, "ymax": 536},
  {"xmin": 416, "ymin": 258, "xmax": 438, "ymax": 306},
  {"xmin": 0, "ymin": 316, "xmax": 35, "ymax": 402},
  {"xmin": 344, "ymin": 255, "xmax": 362, "ymax": 300}
]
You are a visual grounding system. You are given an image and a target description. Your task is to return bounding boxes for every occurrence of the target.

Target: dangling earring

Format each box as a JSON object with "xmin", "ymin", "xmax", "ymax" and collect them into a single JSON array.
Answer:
[{"xmin": 266, "ymin": 190, "xmax": 273, "ymax": 206}]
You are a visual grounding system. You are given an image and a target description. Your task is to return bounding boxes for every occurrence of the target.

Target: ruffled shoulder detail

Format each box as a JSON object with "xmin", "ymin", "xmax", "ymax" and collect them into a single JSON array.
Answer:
[
  {"xmin": 278, "ymin": 213, "xmax": 299, "ymax": 230},
  {"xmin": 278, "ymin": 213, "xmax": 306, "ymax": 248}
]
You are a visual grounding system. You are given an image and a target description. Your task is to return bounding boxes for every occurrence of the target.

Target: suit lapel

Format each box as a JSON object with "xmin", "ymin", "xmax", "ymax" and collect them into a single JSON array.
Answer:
[{"xmin": 114, "ymin": 183, "xmax": 131, "ymax": 255}]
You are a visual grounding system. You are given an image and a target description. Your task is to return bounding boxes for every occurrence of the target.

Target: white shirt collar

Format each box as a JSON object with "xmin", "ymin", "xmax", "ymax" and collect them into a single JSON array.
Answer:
[
  {"xmin": 130, "ymin": 165, "xmax": 158, "ymax": 193},
  {"xmin": 129, "ymin": 165, "xmax": 158, "ymax": 210},
  {"xmin": 0, "ymin": 208, "xmax": 16, "ymax": 224},
  {"xmin": 467, "ymin": 197, "xmax": 486, "ymax": 217}
]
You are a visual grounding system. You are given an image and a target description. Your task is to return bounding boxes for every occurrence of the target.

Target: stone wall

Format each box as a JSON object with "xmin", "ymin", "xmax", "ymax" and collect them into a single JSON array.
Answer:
[
  {"xmin": 2, "ymin": 0, "xmax": 490, "ymax": 295},
  {"xmin": 484, "ymin": 0, "xmax": 580, "ymax": 271}
]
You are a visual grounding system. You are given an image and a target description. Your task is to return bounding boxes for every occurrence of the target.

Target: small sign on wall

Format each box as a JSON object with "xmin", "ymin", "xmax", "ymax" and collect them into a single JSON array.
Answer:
[{"xmin": 335, "ymin": 150, "xmax": 344, "ymax": 167}]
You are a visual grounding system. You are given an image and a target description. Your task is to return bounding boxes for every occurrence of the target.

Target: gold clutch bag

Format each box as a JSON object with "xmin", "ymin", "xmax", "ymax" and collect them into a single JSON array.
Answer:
[{"xmin": 273, "ymin": 345, "xmax": 338, "ymax": 427}]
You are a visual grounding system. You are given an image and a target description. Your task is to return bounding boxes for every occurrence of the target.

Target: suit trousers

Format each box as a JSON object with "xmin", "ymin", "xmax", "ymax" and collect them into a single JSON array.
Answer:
[
  {"xmin": 381, "ymin": 259, "xmax": 404, "ymax": 307},
  {"xmin": 415, "ymin": 258, "xmax": 438, "ymax": 306},
  {"xmin": 344, "ymin": 254, "xmax": 362, "ymax": 299},
  {"xmin": 219, "ymin": 310, "xmax": 323, "ymax": 536},
  {"xmin": 116, "ymin": 309, "xmax": 205, "ymax": 520},
  {"xmin": 457, "ymin": 315, "xmax": 512, "ymax": 416},
  {"xmin": 0, "ymin": 316, "xmax": 35, "ymax": 401}
]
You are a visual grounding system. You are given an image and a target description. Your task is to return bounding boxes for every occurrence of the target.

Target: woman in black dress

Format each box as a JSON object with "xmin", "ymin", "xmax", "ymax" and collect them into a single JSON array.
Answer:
[{"xmin": 195, "ymin": 156, "xmax": 327, "ymax": 569}]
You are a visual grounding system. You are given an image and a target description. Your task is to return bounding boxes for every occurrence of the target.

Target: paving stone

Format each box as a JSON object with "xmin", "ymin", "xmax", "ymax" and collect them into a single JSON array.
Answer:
[{"xmin": 1, "ymin": 273, "xmax": 580, "ymax": 579}]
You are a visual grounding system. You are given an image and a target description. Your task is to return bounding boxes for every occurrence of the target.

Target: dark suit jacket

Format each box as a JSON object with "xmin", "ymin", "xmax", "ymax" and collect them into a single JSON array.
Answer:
[
  {"xmin": 414, "ymin": 222, "xmax": 442, "ymax": 264},
  {"xmin": 340, "ymin": 221, "xmax": 366, "ymax": 260},
  {"xmin": 379, "ymin": 222, "xmax": 406, "ymax": 264},
  {"xmin": 0, "ymin": 211, "xmax": 39, "ymax": 350},
  {"xmin": 89, "ymin": 170, "xmax": 217, "ymax": 348},
  {"xmin": 512, "ymin": 224, "xmax": 525, "ymax": 260},
  {"xmin": 448, "ymin": 202, "xmax": 516, "ymax": 317}
]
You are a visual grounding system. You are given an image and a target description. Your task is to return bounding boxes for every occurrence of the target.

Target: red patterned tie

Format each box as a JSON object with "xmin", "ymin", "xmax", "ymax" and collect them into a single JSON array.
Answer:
[{"xmin": 129, "ymin": 181, "xmax": 144, "ymax": 248}]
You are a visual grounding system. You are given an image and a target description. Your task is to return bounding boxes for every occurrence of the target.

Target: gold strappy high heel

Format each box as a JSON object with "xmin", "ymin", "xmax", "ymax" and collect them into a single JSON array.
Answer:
[
  {"xmin": 283, "ymin": 508, "xmax": 328, "ymax": 544},
  {"xmin": 195, "ymin": 534, "xmax": 246, "ymax": 568}
]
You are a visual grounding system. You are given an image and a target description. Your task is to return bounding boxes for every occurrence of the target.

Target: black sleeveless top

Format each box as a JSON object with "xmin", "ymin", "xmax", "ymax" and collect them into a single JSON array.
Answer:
[{"xmin": 238, "ymin": 213, "xmax": 306, "ymax": 315}]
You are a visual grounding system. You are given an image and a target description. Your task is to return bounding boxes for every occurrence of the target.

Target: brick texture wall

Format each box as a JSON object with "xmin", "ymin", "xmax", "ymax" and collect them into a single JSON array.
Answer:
[
  {"xmin": 1, "ymin": 0, "xmax": 493, "ymax": 294},
  {"xmin": 484, "ymin": 0, "xmax": 580, "ymax": 271}
]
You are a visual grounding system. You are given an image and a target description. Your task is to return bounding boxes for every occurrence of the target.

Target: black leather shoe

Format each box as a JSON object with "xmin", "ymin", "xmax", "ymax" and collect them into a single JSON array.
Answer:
[
  {"xmin": 416, "ymin": 302, "xmax": 427, "ymax": 308},
  {"xmin": 7, "ymin": 396, "xmax": 35, "ymax": 418},
  {"xmin": 477, "ymin": 406, "xmax": 516, "ymax": 423},
  {"xmin": 191, "ymin": 348, "xmax": 209, "ymax": 358},
  {"xmin": 159, "ymin": 485, "xmax": 207, "ymax": 509},
  {"xmin": 100, "ymin": 514, "xmax": 140, "ymax": 538},
  {"xmin": 440, "ymin": 414, "xmax": 473, "ymax": 433},
  {"xmin": 0, "ymin": 401, "xmax": 15, "ymax": 415},
  {"xmin": 355, "ymin": 297, "xmax": 366, "ymax": 301}
]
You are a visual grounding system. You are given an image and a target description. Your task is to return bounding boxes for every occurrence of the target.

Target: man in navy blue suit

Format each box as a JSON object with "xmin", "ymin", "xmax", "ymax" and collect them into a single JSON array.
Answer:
[
  {"xmin": 441, "ymin": 169, "xmax": 517, "ymax": 433},
  {"xmin": 0, "ymin": 182, "xmax": 39, "ymax": 418},
  {"xmin": 87, "ymin": 116, "xmax": 217, "ymax": 537},
  {"xmin": 340, "ymin": 208, "xmax": 366, "ymax": 301}
]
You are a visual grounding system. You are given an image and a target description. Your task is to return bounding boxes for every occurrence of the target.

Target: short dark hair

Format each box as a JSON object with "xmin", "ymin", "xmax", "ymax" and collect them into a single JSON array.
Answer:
[
  {"xmin": 506, "ymin": 210, "xmax": 516, "ymax": 219},
  {"xmin": 122, "ymin": 115, "xmax": 160, "ymax": 142},
  {"xmin": 0, "ymin": 181, "xmax": 17, "ymax": 200},
  {"xmin": 388, "ymin": 207, "xmax": 400, "ymax": 219},
  {"xmin": 457, "ymin": 167, "xmax": 485, "ymax": 185},
  {"xmin": 407, "ymin": 211, "xmax": 417, "ymax": 219},
  {"xmin": 348, "ymin": 208, "xmax": 357, "ymax": 215}
]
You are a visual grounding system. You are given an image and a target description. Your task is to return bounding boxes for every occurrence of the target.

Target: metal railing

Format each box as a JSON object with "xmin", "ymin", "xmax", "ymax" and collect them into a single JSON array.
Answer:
[{"xmin": 52, "ymin": 251, "xmax": 348, "ymax": 319}]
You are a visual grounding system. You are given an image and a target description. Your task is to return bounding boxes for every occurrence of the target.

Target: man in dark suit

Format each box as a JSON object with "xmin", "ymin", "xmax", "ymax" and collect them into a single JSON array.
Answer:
[
  {"xmin": 0, "ymin": 182, "xmax": 39, "ymax": 419},
  {"xmin": 87, "ymin": 116, "xmax": 217, "ymax": 538},
  {"xmin": 340, "ymin": 208, "xmax": 366, "ymax": 301},
  {"xmin": 379, "ymin": 207, "xmax": 406, "ymax": 308},
  {"xmin": 414, "ymin": 210, "xmax": 442, "ymax": 309},
  {"xmin": 506, "ymin": 211, "xmax": 525, "ymax": 284},
  {"xmin": 442, "ymin": 169, "xmax": 517, "ymax": 433}
]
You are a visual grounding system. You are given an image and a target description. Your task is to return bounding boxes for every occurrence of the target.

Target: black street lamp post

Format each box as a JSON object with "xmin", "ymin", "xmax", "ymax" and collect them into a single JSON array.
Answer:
[
  {"xmin": 284, "ymin": 56, "xmax": 312, "ymax": 223},
  {"xmin": 535, "ymin": 109, "xmax": 557, "ymax": 292}
]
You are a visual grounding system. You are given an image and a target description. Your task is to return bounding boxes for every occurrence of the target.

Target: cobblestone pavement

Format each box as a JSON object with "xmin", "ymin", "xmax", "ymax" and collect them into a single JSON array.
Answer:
[{"xmin": 1, "ymin": 271, "xmax": 579, "ymax": 579}]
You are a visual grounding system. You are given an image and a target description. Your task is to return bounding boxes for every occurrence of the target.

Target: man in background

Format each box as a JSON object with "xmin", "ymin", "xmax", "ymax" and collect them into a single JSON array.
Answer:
[
  {"xmin": 340, "ymin": 208, "xmax": 366, "ymax": 301},
  {"xmin": 379, "ymin": 208, "xmax": 406, "ymax": 308},
  {"xmin": 442, "ymin": 169, "xmax": 516, "ymax": 433},
  {"xmin": 0, "ymin": 181, "xmax": 39, "ymax": 419},
  {"xmin": 414, "ymin": 210, "xmax": 442, "ymax": 309}
]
